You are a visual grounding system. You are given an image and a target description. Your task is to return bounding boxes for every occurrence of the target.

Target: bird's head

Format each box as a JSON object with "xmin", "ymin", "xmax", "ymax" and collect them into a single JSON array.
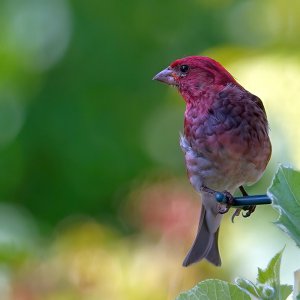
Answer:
[{"xmin": 153, "ymin": 56, "xmax": 239, "ymax": 102}]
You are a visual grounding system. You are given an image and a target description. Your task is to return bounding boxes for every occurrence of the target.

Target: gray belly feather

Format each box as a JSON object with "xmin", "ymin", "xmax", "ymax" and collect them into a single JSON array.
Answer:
[{"xmin": 179, "ymin": 134, "xmax": 260, "ymax": 194}]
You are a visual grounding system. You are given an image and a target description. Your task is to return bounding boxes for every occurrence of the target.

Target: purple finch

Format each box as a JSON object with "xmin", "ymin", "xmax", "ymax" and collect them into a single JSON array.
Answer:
[{"xmin": 153, "ymin": 56, "xmax": 271, "ymax": 267}]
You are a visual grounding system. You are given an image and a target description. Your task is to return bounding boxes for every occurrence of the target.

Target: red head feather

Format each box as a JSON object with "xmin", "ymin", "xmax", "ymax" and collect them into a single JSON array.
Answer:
[
  {"xmin": 153, "ymin": 56, "xmax": 241, "ymax": 110},
  {"xmin": 170, "ymin": 56, "xmax": 238, "ymax": 87}
]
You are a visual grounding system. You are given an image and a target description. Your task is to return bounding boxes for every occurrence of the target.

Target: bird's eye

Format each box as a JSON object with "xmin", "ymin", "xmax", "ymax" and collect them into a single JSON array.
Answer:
[{"xmin": 180, "ymin": 65, "xmax": 189, "ymax": 73}]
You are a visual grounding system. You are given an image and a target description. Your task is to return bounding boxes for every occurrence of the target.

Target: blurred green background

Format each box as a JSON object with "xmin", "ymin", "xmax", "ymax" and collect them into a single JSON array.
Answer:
[{"xmin": 1, "ymin": 0, "xmax": 300, "ymax": 299}]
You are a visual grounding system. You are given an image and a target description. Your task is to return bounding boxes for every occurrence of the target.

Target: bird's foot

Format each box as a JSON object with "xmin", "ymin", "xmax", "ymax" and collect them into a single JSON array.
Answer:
[
  {"xmin": 200, "ymin": 186, "xmax": 233, "ymax": 214},
  {"xmin": 200, "ymin": 186, "xmax": 236, "ymax": 215},
  {"xmin": 217, "ymin": 191, "xmax": 235, "ymax": 214},
  {"xmin": 242, "ymin": 205, "xmax": 256, "ymax": 218},
  {"xmin": 230, "ymin": 185, "xmax": 253, "ymax": 222},
  {"xmin": 217, "ymin": 203, "xmax": 229, "ymax": 214}
]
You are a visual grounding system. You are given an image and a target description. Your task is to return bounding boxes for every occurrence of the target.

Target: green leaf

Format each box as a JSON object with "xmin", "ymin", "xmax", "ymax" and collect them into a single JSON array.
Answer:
[
  {"xmin": 236, "ymin": 249, "xmax": 292, "ymax": 300},
  {"xmin": 268, "ymin": 165, "xmax": 300, "ymax": 247},
  {"xmin": 176, "ymin": 250, "xmax": 292, "ymax": 300},
  {"xmin": 234, "ymin": 278, "xmax": 260, "ymax": 298},
  {"xmin": 256, "ymin": 248, "xmax": 283, "ymax": 285},
  {"xmin": 176, "ymin": 279, "xmax": 251, "ymax": 300},
  {"xmin": 256, "ymin": 248, "xmax": 292, "ymax": 299},
  {"xmin": 280, "ymin": 285, "xmax": 294, "ymax": 300}
]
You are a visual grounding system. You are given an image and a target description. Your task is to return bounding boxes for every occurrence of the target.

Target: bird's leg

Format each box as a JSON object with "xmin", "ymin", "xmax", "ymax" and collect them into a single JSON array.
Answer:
[
  {"xmin": 239, "ymin": 185, "xmax": 248, "ymax": 196},
  {"xmin": 239, "ymin": 185, "xmax": 256, "ymax": 218},
  {"xmin": 231, "ymin": 185, "xmax": 247, "ymax": 222},
  {"xmin": 200, "ymin": 186, "xmax": 234, "ymax": 214},
  {"xmin": 199, "ymin": 185, "xmax": 218, "ymax": 196}
]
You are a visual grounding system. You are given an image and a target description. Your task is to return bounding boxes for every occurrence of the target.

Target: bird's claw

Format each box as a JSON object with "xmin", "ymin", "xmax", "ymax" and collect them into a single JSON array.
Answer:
[
  {"xmin": 217, "ymin": 203, "xmax": 229, "ymax": 214},
  {"xmin": 231, "ymin": 205, "xmax": 256, "ymax": 221},
  {"xmin": 217, "ymin": 191, "xmax": 235, "ymax": 214},
  {"xmin": 231, "ymin": 205, "xmax": 256, "ymax": 222},
  {"xmin": 242, "ymin": 205, "xmax": 256, "ymax": 218},
  {"xmin": 231, "ymin": 208, "xmax": 241, "ymax": 223}
]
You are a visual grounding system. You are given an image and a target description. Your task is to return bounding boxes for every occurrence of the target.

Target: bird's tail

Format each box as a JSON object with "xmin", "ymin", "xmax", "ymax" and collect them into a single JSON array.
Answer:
[{"xmin": 182, "ymin": 194, "xmax": 222, "ymax": 267}]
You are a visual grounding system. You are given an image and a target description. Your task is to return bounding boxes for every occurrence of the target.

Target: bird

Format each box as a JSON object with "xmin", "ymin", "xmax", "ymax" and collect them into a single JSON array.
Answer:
[{"xmin": 153, "ymin": 56, "xmax": 271, "ymax": 267}]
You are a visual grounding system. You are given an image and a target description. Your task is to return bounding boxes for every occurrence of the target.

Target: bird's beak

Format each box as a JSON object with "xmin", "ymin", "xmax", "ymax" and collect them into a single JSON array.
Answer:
[{"xmin": 153, "ymin": 67, "xmax": 177, "ymax": 86}]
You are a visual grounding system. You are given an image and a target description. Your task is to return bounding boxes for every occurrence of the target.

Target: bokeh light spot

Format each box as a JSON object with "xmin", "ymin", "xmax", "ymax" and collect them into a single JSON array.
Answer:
[{"xmin": 3, "ymin": 0, "xmax": 72, "ymax": 72}]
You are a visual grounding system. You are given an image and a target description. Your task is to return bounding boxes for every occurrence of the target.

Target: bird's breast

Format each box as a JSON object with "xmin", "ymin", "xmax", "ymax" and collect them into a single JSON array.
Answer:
[
  {"xmin": 180, "ymin": 134, "xmax": 242, "ymax": 192},
  {"xmin": 181, "ymin": 106, "xmax": 271, "ymax": 192}
]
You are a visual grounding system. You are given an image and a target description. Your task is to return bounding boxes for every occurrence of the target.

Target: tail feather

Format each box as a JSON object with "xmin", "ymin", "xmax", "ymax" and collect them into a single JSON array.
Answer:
[
  {"xmin": 182, "ymin": 204, "xmax": 221, "ymax": 267},
  {"xmin": 205, "ymin": 228, "xmax": 221, "ymax": 266}
]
